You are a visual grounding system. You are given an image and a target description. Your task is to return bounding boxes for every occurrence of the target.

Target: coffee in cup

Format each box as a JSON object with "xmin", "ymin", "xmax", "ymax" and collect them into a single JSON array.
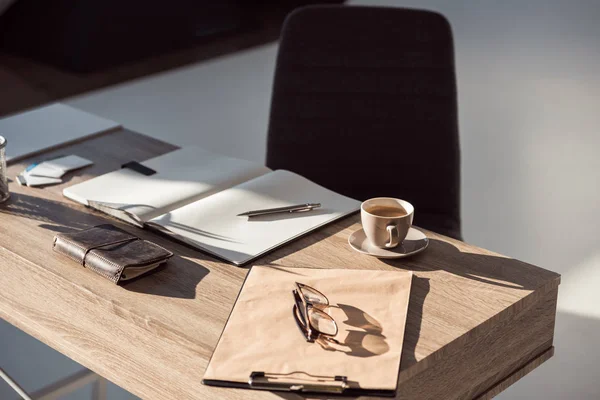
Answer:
[{"xmin": 361, "ymin": 198, "xmax": 414, "ymax": 248}]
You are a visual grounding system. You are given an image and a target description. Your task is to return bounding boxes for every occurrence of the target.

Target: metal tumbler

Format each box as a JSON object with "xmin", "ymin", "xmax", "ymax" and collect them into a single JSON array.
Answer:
[{"xmin": 0, "ymin": 136, "xmax": 9, "ymax": 203}]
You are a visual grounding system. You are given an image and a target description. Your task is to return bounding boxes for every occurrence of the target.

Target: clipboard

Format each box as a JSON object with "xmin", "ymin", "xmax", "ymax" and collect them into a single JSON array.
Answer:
[{"xmin": 202, "ymin": 266, "xmax": 413, "ymax": 396}]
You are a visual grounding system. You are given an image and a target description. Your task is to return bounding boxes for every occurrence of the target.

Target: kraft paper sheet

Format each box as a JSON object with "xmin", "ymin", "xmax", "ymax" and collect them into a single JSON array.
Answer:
[{"xmin": 203, "ymin": 266, "xmax": 413, "ymax": 391}]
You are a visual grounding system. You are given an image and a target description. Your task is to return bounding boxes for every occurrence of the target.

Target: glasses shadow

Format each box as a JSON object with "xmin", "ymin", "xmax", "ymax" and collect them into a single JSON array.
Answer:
[{"xmin": 317, "ymin": 303, "xmax": 389, "ymax": 358}]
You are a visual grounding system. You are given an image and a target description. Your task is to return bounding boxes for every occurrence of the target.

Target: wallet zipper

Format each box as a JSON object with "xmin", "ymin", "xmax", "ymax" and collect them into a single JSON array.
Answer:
[{"xmin": 83, "ymin": 252, "xmax": 123, "ymax": 283}]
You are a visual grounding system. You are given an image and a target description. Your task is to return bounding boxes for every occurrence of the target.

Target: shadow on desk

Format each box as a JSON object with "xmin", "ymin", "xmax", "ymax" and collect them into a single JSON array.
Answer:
[
  {"xmin": 0, "ymin": 193, "xmax": 210, "ymax": 299},
  {"xmin": 122, "ymin": 255, "xmax": 209, "ymax": 299},
  {"xmin": 387, "ymin": 238, "xmax": 548, "ymax": 292},
  {"xmin": 0, "ymin": 192, "xmax": 100, "ymax": 232},
  {"xmin": 401, "ymin": 277, "xmax": 430, "ymax": 368},
  {"xmin": 383, "ymin": 238, "xmax": 558, "ymax": 371}
]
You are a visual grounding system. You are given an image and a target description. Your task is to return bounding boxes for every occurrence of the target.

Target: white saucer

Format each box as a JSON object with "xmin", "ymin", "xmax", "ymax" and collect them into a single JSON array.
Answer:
[{"xmin": 348, "ymin": 227, "xmax": 429, "ymax": 259}]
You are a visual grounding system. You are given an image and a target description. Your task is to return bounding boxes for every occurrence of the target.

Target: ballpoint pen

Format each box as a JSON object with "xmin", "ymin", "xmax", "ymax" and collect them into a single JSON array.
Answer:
[{"xmin": 237, "ymin": 203, "xmax": 321, "ymax": 217}]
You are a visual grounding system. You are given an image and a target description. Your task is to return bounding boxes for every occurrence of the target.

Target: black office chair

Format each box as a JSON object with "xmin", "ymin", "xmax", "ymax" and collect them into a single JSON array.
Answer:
[{"xmin": 266, "ymin": 5, "xmax": 462, "ymax": 240}]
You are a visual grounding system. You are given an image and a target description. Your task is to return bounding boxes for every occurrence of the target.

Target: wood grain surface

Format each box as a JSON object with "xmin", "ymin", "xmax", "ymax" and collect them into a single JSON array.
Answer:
[{"xmin": 0, "ymin": 129, "xmax": 560, "ymax": 399}]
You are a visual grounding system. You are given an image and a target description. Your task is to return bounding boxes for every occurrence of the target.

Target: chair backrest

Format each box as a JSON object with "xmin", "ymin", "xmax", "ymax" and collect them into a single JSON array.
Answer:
[{"xmin": 266, "ymin": 5, "xmax": 461, "ymax": 239}]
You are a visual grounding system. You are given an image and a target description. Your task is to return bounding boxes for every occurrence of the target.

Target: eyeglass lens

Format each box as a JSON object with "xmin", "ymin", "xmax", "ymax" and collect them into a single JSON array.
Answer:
[
  {"xmin": 298, "ymin": 284, "xmax": 329, "ymax": 307},
  {"xmin": 308, "ymin": 308, "xmax": 337, "ymax": 336}
]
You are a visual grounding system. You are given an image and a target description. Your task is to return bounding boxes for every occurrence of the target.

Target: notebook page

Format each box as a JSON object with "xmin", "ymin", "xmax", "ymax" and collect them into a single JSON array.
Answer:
[
  {"xmin": 148, "ymin": 170, "xmax": 360, "ymax": 264},
  {"xmin": 63, "ymin": 147, "xmax": 271, "ymax": 222}
]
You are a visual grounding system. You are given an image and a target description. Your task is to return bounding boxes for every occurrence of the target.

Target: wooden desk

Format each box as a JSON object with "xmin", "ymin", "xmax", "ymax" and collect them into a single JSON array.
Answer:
[{"xmin": 0, "ymin": 130, "xmax": 560, "ymax": 399}]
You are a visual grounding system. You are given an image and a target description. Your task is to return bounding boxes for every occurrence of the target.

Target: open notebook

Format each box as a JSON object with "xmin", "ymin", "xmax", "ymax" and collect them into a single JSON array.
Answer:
[
  {"xmin": 203, "ymin": 266, "xmax": 413, "ymax": 396},
  {"xmin": 63, "ymin": 147, "xmax": 360, "ymax": 265}
]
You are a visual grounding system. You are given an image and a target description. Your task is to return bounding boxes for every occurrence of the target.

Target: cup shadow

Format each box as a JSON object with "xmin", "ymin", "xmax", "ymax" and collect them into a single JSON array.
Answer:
[
  {"xmin": 386, "ymin": 238, "xmax": 552, "ymax": 291},
  {"xmin": 380, "ymin": 237, "xmax": 560, "ymax": 372}
]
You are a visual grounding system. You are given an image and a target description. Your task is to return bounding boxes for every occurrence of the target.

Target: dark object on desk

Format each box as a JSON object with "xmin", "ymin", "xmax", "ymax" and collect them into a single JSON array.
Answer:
[
  {"xmin": 266, "ymin": 5, "xmax": 462, "ymax": 240},
  {"xmin": 53, "ymin": 224, "xmax": 173, "ymax": 284},
  {"xmin": 121, "ymin": 161, "xmax": 157, "ymax": 176}
]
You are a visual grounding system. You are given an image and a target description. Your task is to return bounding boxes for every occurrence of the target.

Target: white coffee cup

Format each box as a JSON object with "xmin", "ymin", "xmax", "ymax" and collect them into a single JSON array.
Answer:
[{"xmin": 361, "ymin": 198, "xmax": 414, "ymax": 248}]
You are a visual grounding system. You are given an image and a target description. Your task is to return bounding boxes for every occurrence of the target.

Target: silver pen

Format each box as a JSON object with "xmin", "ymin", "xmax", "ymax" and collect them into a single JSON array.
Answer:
[{"xmin": 237, "ymin": 203, "xmax": 321, "ymax": 217}]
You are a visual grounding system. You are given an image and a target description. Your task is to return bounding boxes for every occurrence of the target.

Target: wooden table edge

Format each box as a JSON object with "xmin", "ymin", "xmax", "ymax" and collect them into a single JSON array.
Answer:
[
  {"xmin": 476, "ymin": 346, "xmax": 554, "ymax": 400},
  {"xmin": 397, "ymin": 273, "xmax": 560, "ymax": 383}
]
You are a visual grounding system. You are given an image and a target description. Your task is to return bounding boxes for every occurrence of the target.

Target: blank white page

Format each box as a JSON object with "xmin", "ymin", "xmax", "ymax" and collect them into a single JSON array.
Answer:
[
  {"xmin": 149, "ymin": 170, "xmax": 360, "ymax": 265},
  {"xmin": 63, "ymin": 147, "xmax": 271, "ymax": 222},
  {"xmin": 0, "ymin": 103, "xmax": 121, "ymax": 163}
]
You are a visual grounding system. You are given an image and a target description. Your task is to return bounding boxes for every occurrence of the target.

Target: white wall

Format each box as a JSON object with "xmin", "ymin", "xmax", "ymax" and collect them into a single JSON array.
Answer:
[
  {"xmin": 67, "ymin": 44, "xmax": 278, "ymax": 164},
  {"xmin": 2, "ymin": 1, "xmax": 599, "ymax": 399},
  {"xmin": 348, "ymin": 3, "xmax": 600, "ymax": 397}
]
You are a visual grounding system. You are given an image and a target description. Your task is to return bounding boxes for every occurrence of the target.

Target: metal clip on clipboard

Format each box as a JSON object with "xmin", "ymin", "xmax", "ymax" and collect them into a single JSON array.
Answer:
[{"xmin": 249, "ymin": 371, "xmax": 349, "ymax": 394}]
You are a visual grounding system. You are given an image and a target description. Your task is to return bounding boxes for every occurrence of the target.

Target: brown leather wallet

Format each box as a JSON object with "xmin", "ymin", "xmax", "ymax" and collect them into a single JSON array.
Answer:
[{"xmin": 53, "ymin": 224, "xmax": 173, "ymax": 284}]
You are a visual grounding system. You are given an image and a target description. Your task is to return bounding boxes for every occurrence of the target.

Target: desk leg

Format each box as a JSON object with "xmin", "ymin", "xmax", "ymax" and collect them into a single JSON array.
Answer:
[
  {"xmin": 92, "ymin": 376, "xmax": 107, "ymax": 400},
  {"xmin": 0, "ymin": 368, "xmax": 34, "ymax": 400},
  {"xmin": 29, "ymin": 368, "xmax": 98, "ymax": 400}
]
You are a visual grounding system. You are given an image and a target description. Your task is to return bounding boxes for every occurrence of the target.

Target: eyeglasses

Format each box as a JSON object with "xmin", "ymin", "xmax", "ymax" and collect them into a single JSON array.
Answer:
[{"xmin": 292, "ymin": 282, "xmax": 338, "ymax": 343}]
